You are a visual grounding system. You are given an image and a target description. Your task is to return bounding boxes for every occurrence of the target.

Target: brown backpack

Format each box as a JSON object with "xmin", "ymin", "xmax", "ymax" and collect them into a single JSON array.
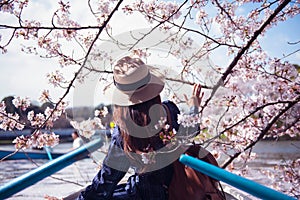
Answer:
[
  {"xmin": 168, "ymin": 144, "xmax": 226, "ymax": 200},
  {"xmin": 162, "ymin": 102, "xmax": 226, "ymax": 200}
]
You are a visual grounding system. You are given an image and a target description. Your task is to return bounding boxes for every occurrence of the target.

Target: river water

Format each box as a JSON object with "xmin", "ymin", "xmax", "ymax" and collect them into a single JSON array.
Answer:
[{"xmin": 0, "ymin": 140, "xmax": 299, "ymax": 199}]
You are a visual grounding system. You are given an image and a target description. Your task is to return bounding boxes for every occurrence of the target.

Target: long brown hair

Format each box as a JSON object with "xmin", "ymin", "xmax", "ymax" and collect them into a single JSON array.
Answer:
[{"xmin": 113, "ymin": 95, "xmax": 165, "ymax": 154}]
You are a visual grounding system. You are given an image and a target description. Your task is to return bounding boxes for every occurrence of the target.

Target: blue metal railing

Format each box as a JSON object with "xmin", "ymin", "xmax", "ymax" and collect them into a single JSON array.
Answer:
[
  {"xmin": 0, "ymin": 138, "xmax": 102, "ymax": 199},
  {"xmin": 179, "ymin": 154, "xmax": 296, "ymax": 200},
  {"xmin": 1, "ymin": 139, "xmax": 296, "ymax": 200},
  {"xmin": 44, "ymin": 146, "xmax": 53, "ymax": 160}
]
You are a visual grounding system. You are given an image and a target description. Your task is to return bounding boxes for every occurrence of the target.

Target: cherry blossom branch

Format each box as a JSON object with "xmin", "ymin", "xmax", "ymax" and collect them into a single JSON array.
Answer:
[
  {"xmin": 213, "ymin": 0, "xmax": 238, "ymax": 27},
  {"xmin": 137, "ymin": 3, "xmax": 239, "ymax": 49},
  {"xmin": 221, "ymin": 96, "xmax": 299, "ymax": 168},
  {"xmin": 88, "ymin": 0, "xmax": 97, "ymax": 17},
  {"xmin": 201, "ymin": 98, "xmax": 299, "ymax": 155},
  {"xmin": 275, "ymin": 115, "xmax": 300, "ymax": 135},
  {"xmin": 202, "ymin": 0, "xmax": 292, "ymax": 110},
  {"xmin": 166, "ymin": 20, "xmax": 239, "ymax": 48},
  {"xmin": 165, "ymin": 77, "xmax": 213, "ymax": 89},
  {"xmin": 0, "ymin": 24, "xmax": 104, "ymax": 49},
  {"xmin": 242, "ymin": 61, "xmax": 299, "ymax": 84},
  {"xmin": 256, "ymin": 0, "xmax": 280, "ymax": 13},
  {"xmin": 0, "ymin": 24, "xmax": 109, "ymax": 30},
  {"xmin": 0, "ymin": 149, "xmax": 20, "ymax": 162},
  {"xmin": 0, "ymin": 0, "xmax": 13, "ymax": 8},
  {"xmin": 219, "ymin": 100, "xmax": 298, "ymax": 136},
  {"xmin": 83, "ymin": 65, "xmax": 214, "ymax": 89},
  {"xmin": 128, "ymin": 0, "xmax": 188, "ymax": 51},
  {"xmin": 0, "ymin": 110, "xmax": 26, "ymax": 127},
  {"xmin": 38, "ymin": 0, "xmax": 124, "ymax": 130},
  {"xmin": 0, "ymin": 28, "xmax": 17, "ymax": 51}
]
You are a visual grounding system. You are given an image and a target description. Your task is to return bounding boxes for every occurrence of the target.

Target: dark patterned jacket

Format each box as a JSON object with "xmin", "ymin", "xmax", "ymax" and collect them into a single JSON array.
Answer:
[{"xmin": 77, "ymin": 101, "xmax": 197, "ymax": 200}]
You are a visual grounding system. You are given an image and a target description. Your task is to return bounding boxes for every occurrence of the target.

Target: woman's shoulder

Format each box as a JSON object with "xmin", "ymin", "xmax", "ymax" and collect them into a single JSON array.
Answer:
[
  {"xmin": 162, "ymin": 100, "xmax": 180, "ymax": 131},
  {"xmin": 162, "ymin": 100, "xmax": 180, "ymax": 115},
  {"xmin": 111, "ymin": 126, "xmax": 124, "ymax": 147}
]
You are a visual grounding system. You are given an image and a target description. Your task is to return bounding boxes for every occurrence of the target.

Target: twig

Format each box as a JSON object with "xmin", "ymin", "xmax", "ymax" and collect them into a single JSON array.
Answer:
[
  {"xmin": 221, "ymin": 96, "xmax": 299, "ymax": 168},
  {"xmin": 39, "ymin": 0, "xmax": 124, "ymax": 130},
  {"xmin": 128, "ymin": 0, "xmax": 189, "ymax": 51},
  {"xmin": 201, "ymin": 0, "xmax": 292, "ymax": 111}
]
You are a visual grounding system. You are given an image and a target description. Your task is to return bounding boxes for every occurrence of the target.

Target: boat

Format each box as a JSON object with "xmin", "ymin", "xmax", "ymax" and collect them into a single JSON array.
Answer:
[{"xmin": 0, "ymin": 148, "xmax": 65, "ymax": 160}]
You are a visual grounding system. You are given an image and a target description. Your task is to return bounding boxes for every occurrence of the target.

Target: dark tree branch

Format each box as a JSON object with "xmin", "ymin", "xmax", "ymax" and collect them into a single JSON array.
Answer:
[
  {"xmin": 213, "ymin": 0, "xmax": 238, "ymax": 27},
  {"xmin": 142, "ymin": 11, "xmax": 239, "ymax": 48},
  {"xmin": 219, "ymin": 100, "xmax": 297, "ymax": 136},
  {"xmin": 221, "ymin": 96, "xmax": 299, "ymax": 168},
  {"xmin": 128, "ymin": 0, "xmax": 189, "ymax": 51},
  {"xmin": 202, "ymin": 0, "xmax": 292, "ymax": 111},
  {"xmin": 83, "ymin": 66, "xmax": 213, "ymax": 89},
  {"xmin": 0, "ymin": 24, "xmax": 103, "ymax": 30},
  {"xmin": 275, "ymin": 115, "xmax": 300, "ymax": 135},
  {"xmin": 288, "ymin": 40, "xmax": 300, "ymax": 45},
  {"xmin": 280, "ymin": 49, "xmax": 300, "ymax": 61},
  {"xmin": 38, "ymin": 0, "xmax": 125, "ymax": 130}
]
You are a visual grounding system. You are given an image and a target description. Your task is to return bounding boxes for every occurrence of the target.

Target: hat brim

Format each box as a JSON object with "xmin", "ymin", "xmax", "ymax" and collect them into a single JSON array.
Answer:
[{"xmin": 105, "ymin": 66, "xmax": 165, "ymax": 106}]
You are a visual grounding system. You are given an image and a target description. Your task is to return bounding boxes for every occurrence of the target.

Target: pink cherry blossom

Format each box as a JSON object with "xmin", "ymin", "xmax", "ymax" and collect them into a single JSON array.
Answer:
[
  {"xmin": 47, "ymin": 70, "xmax": 65, "ymax": 87},
  {"xmin": 177, "ymin": 113, "xmax": 201, "ymax": 128},
  {"xmin": 39, "ymin": 90, "xmax": 51, "ymax": 103},
  {"xmin": 0, "ymin": 0, "xmax": 299, "ymax": 196},
  {"xmin": 35, "ymin": 131, "xmax": 60, "ymax": 148},
  {"xmin": 13, "ymin": 135, "xmax": 31, "ymax": 150},
  {"xmin": 12, "ymin": 96, "xmax": 31, "ymax": 111},
  {"xmin": 70, "ymin": 117, "xmax": 105, "ymax": 139},
  {"xmin": 0, "ymin": 113, "xmax": 24, "ymax": 131}
]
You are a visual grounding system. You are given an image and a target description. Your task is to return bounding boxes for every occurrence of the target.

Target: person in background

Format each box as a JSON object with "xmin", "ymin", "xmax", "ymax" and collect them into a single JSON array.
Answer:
[{"xmin": 72, "ymin": 130, "xmax": 83, "ymax": 150}]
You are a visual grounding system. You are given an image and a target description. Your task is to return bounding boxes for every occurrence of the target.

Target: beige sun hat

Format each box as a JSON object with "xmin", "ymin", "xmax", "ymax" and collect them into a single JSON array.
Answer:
[{"xmin": 109, "ymin": 56, "xmax": 165, "ymax": 106}]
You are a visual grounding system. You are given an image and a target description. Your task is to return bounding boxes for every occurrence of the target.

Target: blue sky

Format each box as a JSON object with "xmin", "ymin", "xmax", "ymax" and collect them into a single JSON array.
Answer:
[
  {"xmin": 0, "ymin": 1, "xmax": 299, "ymax": 107},
  {"xmin": 260, "ymin": 15, "xmax": 300, "ymax": 63}
]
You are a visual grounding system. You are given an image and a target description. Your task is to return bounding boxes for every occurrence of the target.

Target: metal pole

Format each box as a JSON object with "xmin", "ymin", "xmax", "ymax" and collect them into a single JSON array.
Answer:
[
  {"xmin": 0, "ymin": 138, "xmax": 102, "ymax": 199},
  {"xmin": 44, "ymin": 146, "xmax": 53, "ymax": 160},
  {"xmin": 179, "ymin": 154, "xmax": 296, "ymax": 200}
]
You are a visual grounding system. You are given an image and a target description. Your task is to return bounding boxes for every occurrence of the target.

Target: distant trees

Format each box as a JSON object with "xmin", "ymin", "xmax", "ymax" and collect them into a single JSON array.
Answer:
[
  {"xmin": 1, "ymin": 96, "xmax": 113, "ymax": 129},
  {"xmin": 2, "ymin": 96, "xmax": 15, "ymax": 114},
  {"xmin": 2, "ymin": 96, "xmax": 68, "ymax": 129}
]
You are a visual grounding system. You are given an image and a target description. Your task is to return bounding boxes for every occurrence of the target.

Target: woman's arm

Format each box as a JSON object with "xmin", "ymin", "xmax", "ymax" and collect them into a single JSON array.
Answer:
[{"xmin": 77, "ymin": 128, "xmax": 130, "ymax": 200}]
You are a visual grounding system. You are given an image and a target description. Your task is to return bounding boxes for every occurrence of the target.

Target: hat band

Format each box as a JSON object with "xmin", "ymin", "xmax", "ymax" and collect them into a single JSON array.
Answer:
[{"xmin": 114, "ymin": 72, "xmax": 151, "ymax": 92}]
